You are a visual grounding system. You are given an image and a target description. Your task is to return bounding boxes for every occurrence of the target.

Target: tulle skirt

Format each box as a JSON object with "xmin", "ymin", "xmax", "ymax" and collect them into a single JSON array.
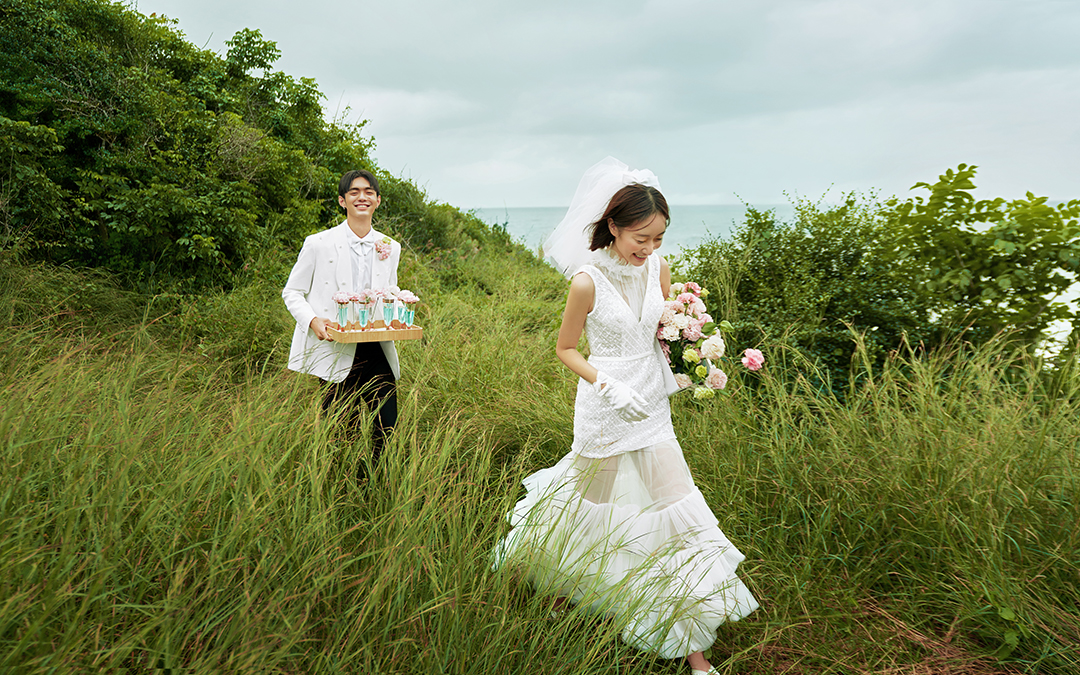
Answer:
[{"xmin": 493, "ymin": 439, "xmax": 759, "ymax": 658}]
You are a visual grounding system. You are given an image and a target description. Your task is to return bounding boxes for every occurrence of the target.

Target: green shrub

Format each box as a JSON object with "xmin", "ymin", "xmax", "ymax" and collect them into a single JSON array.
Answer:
[
  {"xmin": 0, "ymin": 0, "xmax": 371, "ymax": 290},
  {"xmin": 675, "ymin": 194, "xmax": 934, "ymax": 398},
  {"xmin": 887, "ymin": 164, "xmax": 1080, "ymax": 345}
]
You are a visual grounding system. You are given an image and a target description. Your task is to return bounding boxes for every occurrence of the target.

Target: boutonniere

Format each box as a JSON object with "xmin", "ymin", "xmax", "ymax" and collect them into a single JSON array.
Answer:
[{"xmin": 375, "ymin": 236, "xmax": 393, "ymax": 261}]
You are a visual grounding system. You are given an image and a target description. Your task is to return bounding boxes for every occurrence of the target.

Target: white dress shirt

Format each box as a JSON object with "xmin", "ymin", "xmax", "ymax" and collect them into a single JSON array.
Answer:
[{"xmin": 347, "ymin": 228, "xmax": 379, "ymax": 291}]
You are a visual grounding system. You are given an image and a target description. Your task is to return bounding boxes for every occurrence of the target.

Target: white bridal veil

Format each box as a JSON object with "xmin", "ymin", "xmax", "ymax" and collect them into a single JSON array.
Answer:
[{"xmin": 542, "ymin": 157, "xmax": 662, "ymax": 279}]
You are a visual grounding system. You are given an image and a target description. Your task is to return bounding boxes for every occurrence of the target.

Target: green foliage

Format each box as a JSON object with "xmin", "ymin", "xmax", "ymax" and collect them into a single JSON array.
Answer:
[
  {"xmin": 676, "ymin": 194, "xmax": 932, "ymax": 397},
  {"xmin": 677, "ymin": 166, "xmax": 1080, "ymax": 398},
  {"xmin": 887, "ymin": 163, "xmax": 1080, "ymax": 344},
  {"xmin": 0, "ymin": 116, "xmax": 64, "ymax": 251},
  {"xmin": 0, "ymin": 0, "xmax": 371, "ymax": 290},
  {"xmin": 225, "ymin": 27, "xmax": 281, "ymax": 75}
]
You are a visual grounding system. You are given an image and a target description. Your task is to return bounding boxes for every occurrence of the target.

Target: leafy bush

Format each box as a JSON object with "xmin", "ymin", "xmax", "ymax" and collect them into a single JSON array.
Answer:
[
  {"xmin": 0, "ymin": 0, "xmax": 372, "ymax": 289},
  {"xmin": 675, "ymin": 193, "xmax": 934, "ymax": 397},
  {"xmin": 887, "ymin": 163, "xmax": 1080, "ymax": 345},
  {"xmin": 677, "ymin": 166, "xmax": 1080, "ymax": 397}
]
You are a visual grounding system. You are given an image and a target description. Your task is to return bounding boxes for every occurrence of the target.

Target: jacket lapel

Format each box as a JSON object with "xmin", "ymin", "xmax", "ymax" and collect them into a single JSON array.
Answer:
[{"xmin": 334, "ymin": 221, "xmax": 352, "ymax": 291}]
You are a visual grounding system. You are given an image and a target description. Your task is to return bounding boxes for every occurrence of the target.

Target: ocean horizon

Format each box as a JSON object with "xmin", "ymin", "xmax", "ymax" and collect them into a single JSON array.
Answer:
[{"xmin": 472, "ymin": 204, "xmax": 796, "ymax": 254}]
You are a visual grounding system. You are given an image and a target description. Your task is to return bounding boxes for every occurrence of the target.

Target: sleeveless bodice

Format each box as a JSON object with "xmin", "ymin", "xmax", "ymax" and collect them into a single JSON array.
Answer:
[{"xmin": 572, "ymin": 252, "xmax": 676, "ymax": 458}]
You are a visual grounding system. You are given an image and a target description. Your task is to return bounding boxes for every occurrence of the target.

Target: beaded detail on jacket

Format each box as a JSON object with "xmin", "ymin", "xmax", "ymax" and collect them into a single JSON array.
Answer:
[{"xmin": 572, "ymin": 251, "xmax": 676, "ymax": 458}]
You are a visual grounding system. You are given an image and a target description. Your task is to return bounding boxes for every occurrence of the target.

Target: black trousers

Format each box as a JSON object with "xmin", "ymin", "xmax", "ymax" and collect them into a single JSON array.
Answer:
[{"xmin": 322, "ymin": 342, "xmax": 397, "ymax": 477}]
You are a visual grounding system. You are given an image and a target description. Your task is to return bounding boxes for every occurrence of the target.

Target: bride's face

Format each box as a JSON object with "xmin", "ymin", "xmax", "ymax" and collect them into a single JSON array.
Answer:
[{"xmin": 609, "ymin": 212, "xmax": 666, "ymax": 266}]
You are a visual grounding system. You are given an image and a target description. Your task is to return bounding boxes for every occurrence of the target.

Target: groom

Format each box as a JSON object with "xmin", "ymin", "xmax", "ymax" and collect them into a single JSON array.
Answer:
[{"xmin": 282, "ymin": 170, "xmax": 401, "ymax": 477}]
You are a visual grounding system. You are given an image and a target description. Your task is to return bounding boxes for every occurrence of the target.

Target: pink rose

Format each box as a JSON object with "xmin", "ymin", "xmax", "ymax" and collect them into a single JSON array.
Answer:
[
  {"xmin": 706, "ymin": 368, "xmax": 728, "ymax": 390},
  {"xmin": 684, "ymin": 281, "xmax": 701, "ymax": 295},
  {"xmin": 676, "ymin": 292, "xmax": 696, "ymax": 305},
  {"xmin": 674, "ymin": 373, "xmax": 693, "ymax": 389},
  {"xmin": 660, "ymin": 340, "xmax": 671, "ymax": 360},
  {"xmin": 689, "ymin": 299, "xmax": 706, "ymax": 316},
  {"xmin": 742, "ymin": 348, "xmax": 765, "ymax": 371},
  {"xmin": 682, "ymin": 320, "xmax": 704, "ymax": 342}
]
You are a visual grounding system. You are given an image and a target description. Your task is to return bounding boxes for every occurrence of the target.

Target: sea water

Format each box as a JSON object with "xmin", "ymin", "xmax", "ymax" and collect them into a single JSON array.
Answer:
[{"xmin": 472, "ymin": 204, "xmax": 795, "ymax": 255}]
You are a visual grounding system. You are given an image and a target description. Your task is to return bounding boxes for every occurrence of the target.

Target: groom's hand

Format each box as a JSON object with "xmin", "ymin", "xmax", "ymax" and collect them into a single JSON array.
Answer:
[{"xmin": 310, "ymin": 317, "xmax": 334, "ymax": 341}]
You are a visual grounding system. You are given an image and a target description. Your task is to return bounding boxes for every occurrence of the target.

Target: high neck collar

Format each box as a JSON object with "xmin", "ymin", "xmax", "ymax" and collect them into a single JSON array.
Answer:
[{"xmin": 589, "ymin": 246, "xmax": 647, "ymax": 281}]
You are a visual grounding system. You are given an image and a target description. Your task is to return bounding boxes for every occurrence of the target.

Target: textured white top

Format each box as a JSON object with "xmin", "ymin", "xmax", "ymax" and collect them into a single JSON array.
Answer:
[{"xmin": 572, "ymin": 250, "xmax": 676, "ymax": 458}]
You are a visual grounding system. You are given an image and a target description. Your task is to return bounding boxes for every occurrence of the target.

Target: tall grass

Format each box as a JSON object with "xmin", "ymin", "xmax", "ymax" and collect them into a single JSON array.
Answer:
[
  {"xmin": 1, "ymin": 252, "xmax": 1078, "ymax": 673},
  {"xmin": 673, "ymin": 336, "xmax": 1079, "ymax": 673},
  {"xmin": 0, "ymin": 328, "xmax": 637, "ymax": 673}
]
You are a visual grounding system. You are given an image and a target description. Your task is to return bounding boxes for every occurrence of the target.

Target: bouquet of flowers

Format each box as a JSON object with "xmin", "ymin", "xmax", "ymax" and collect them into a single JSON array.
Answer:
[{"xmin": 657, "ymin": 281, "xmax": 764, "ymax": 399}]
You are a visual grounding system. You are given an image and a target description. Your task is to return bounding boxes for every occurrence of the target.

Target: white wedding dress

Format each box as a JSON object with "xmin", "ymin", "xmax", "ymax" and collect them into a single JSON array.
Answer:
[{"xmin": 495, "ymin": 248, "xmax": 759, "ymax": 658}]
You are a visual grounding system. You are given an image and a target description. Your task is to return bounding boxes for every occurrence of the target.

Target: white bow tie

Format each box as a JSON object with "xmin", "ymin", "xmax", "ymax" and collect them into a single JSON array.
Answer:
[{"xmin": 350, "ymin": 238, "xmax": 375, "ymax": 255}]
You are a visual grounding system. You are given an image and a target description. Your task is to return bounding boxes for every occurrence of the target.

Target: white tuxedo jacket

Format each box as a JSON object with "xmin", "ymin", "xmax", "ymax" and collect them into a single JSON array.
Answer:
[{"xmin": 282, "ymin": 221, "xmax": 401, "ymax": 383}]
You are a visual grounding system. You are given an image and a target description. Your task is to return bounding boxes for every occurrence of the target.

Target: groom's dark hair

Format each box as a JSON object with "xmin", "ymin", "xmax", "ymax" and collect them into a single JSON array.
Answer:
[
  {"xmin": 589, "ymin": 184, "xmax": 669, "ymax": 251},
  {"xmin": 338, "ymin": 169, "xmax": 381, "ymax": 198}
]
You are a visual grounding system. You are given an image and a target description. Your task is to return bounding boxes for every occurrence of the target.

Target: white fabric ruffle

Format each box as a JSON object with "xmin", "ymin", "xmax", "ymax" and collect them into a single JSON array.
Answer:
[
  {"xmin": 494, "ymin": 440, "xmax": 759, "ymax": 658},
  {"xmin": 585, "ymin": 247, "xmax": 649, "ymax": 319}
]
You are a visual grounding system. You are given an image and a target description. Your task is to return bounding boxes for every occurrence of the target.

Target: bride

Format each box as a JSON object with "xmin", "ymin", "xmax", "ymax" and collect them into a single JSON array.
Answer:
[{"xmin": 494, "ymin": 158, "xmax": 759, "ymax": 675}]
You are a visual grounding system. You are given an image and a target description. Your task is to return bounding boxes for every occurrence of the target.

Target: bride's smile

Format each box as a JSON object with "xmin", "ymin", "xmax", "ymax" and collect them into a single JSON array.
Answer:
[{"xmin": 609, "ymin": 212, "xmax": 666, "ymax": 266}]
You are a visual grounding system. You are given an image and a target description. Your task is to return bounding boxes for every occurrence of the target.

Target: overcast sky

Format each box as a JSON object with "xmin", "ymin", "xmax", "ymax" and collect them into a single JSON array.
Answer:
[{"xmin": 131, "ymin": 0, "xmax": 1080, "ymax": 208}]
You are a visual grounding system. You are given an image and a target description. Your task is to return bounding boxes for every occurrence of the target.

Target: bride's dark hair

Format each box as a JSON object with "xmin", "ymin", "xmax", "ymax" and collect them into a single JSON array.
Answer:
[{"xmin": 588, "ymin": 183, "xmax": 669, "ymax": 251}]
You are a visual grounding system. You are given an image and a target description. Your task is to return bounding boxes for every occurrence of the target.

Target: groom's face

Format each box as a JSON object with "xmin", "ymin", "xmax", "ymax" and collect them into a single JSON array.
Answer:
[{"xmin": 339, "ymin": 177, "xmax": 381, "ymax": 220}]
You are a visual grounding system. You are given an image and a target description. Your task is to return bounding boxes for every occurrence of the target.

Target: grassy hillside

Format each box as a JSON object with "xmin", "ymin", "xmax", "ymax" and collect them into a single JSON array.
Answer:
[{"xmin": 1, "ymin": 233, "xmax": 1077, "ymax": 674}]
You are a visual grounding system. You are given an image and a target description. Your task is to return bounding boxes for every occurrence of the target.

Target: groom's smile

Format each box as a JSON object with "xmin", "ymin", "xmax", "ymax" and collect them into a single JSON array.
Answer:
[{"xmin": 338, "ymin": 176, "xmax": 381, "ymax": 220}]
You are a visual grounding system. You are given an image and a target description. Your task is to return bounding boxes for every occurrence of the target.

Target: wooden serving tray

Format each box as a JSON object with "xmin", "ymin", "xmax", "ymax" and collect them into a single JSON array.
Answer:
[{"xmin": 328, "ymin": 325, "xmax": 423, "ymax": 343}]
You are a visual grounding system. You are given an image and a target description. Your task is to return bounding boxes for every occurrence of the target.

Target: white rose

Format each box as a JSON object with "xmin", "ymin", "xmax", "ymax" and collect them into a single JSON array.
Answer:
[
  {"xmin": 660, "ymin": 324, "xmax": 681, "ymax": 341},
  {"xmin": 672, "ymin": 313, "xmax": 690, "ymax": 330},
  {"xmin": 700, "ymin": 335, "xmax": 726, "ymax": 360}
]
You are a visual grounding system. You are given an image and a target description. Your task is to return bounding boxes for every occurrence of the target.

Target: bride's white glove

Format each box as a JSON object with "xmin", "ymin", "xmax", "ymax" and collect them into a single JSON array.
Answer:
[{"xmin": 593, "ymin": 372, "xmax": 648, "ymax": 422}]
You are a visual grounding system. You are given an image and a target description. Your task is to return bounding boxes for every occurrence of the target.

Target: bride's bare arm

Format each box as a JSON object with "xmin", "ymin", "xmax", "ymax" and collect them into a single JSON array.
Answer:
[
  {"xmin": 556, "ymin": 272, "xmax": 599, "ymax": 384},
  {"xmin": 660, "ymin": 256, "xmax": 671, "ymax": 299}
]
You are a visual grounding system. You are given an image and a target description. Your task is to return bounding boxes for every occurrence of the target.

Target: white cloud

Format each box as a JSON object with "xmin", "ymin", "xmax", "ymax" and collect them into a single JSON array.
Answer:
[
  {"xmin": 336, "ymin": 88, "xmax": 480, "ymax": 136},
  {"xmin": 137, "ymin": 0, "xmax": 1080, "ymax": 207}
]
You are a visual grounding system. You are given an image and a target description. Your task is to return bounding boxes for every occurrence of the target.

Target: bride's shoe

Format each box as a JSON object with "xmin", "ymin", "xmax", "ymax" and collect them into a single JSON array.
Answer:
[{"xmin": 691, "ymin": 669, "xmax": 719, "ymax": 675}]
